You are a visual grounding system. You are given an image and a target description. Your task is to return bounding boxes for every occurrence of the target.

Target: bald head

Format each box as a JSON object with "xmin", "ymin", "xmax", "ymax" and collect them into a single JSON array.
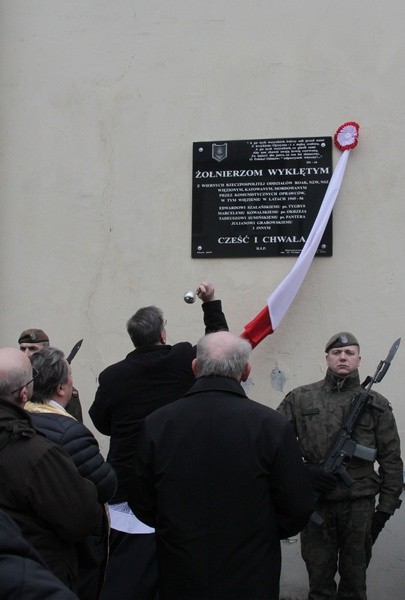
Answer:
[
  {"xmin": 193, "ymin": 332, "xmax": 252, "ymax": 381},
  {"xmin": 0, "ymin": 348, "xmax": 33, "ymax": 406}
]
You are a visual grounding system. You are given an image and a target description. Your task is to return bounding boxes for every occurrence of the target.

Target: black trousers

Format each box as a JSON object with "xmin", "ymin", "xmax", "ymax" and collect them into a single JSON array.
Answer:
[{"xmin": 100, "ymin": 530, "xmax": 159, "ymax": 600}]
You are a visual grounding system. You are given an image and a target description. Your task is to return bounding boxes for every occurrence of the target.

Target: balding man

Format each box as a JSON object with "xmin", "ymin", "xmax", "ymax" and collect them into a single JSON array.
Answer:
[
  {"xmin": 0, "ymin": 348, "xmax": 102, "ymax": 593},
  {"xmin": 90, "ymin": 281, "xmax": 228, "ymax": 600},
  {"xmin": 129, "ymin": 332, "xmax": 315, "ymax": 600}
]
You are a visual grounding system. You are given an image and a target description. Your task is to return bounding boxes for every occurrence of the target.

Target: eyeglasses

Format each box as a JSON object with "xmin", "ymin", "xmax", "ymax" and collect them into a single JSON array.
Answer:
[{"xmin": 10, "ymin": 368, "xmax": 39, "ymax": 395}]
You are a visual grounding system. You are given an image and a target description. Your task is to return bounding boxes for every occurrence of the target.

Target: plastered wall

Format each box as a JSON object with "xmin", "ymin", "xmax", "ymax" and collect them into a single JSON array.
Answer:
[{"xmin": 1, "ymin": 1, "xmax": 404, "ymax": 458}]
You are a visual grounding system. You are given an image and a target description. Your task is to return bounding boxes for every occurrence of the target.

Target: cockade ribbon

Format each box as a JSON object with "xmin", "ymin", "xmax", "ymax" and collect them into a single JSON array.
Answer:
[{"xmin": 241, "ymin": 122, "xmax": 360, "ymax": 348}]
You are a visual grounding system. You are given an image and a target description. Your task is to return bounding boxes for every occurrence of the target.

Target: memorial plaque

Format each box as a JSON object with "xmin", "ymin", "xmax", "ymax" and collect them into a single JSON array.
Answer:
[{"xmin": 192, "ymin": 136, "xmax": 333, "ymax": 258}]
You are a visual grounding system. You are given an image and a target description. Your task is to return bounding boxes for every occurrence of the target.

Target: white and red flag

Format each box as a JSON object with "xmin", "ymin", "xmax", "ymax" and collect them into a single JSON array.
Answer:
[{"xmin": 241, "ymin": 122, "xmax": 360, "ymax": 348}]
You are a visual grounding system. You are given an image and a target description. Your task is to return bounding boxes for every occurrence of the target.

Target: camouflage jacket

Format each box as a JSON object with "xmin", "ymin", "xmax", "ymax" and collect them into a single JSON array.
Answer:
[{"xmin": 277, "ymin": 369, "xmax": 403, "ymax": 513}]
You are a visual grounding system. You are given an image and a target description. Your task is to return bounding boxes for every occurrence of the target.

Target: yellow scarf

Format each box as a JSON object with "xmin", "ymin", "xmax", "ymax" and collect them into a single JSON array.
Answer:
[{"xmin": 24, "ymin": 401, "xmax": 76, "ymax": 420}]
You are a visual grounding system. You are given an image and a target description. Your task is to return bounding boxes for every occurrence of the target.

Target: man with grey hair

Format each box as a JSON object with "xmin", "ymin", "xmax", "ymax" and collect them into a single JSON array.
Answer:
[
  {"xmin": 18, "ymin": 327, "xmax": 83, "ymax": 421},
  {"xmin": 129, "ymin": 331, "xmax": 315, "ymax": 600},
  {"xmin": 0, "ymin": 347, "xmax": 102, "ymax": 593},
  {"xmin": 27, "ymin": 346, "xmax": 117, "ymax": 599},
  {"xmin": 90, "ymin": 281, "xmax": 228, "ymax": 600}
]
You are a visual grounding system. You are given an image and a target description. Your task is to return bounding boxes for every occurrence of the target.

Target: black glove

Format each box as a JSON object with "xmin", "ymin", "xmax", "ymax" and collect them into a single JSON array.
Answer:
[
  {"xmin": 306, "ymin": 464, "xmax": 338, "ymax": 493},
  {"xmin": 371, "ymin": 511, "xmax": 390, "ymax": 544}
]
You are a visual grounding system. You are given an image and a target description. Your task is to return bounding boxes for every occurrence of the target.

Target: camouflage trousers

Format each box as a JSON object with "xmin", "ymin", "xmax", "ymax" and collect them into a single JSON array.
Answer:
[{"xmin": 300, "ymin": 497, "xmax": 375, "ymax": 600}]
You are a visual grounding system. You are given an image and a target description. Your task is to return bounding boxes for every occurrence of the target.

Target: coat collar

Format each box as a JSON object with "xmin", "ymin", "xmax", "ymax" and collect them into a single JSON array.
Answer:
[
  {"xmin": 0, "ymin": 398, "xmax": 36, "ymax": 443},
  {"xmin": 25, "ymin": 400, "xmax": 75, "ymax": 419},
  {"xmin": 184, "ymin": 375, "xmax": 247, "ymax": 398},
  {"xmin": 0, "ymin": 397, "xmax": 32, "ymax": 425},
  {"xmin": 127, "ymin": 344, "xmax": 171, "ymax": 358},
  {"xmin": 324, "ymin": 368, "xmax": 360, "ymax": 392}
]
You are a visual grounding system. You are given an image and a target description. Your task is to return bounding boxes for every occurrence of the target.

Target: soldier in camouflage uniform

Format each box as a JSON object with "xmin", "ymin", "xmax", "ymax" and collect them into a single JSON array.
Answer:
[{"xmin": 277, "ymin": 332, "xmax": 403, "ymax": 600}]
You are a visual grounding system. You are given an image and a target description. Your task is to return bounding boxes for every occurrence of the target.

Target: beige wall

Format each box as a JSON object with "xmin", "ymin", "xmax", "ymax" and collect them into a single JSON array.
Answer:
[{"xmin": 1, "ymin": 1, "xmax": 404, "ymax": 457}]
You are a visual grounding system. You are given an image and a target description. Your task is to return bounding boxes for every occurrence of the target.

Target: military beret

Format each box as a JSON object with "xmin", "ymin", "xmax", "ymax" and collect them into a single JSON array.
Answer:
[
  {"xmin": 18, "ymin": 328, "xmax": 50, "ymax": 344},
  {"xmin": 325, "ymin": 332, "xmax": 359, "ymax": 353}
]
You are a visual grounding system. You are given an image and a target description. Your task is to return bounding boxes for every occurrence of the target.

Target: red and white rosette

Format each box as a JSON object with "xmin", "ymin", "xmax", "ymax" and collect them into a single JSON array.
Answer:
[{"xmin": 334, "ymin": 121, "xmax": 360, "ymax": 151}]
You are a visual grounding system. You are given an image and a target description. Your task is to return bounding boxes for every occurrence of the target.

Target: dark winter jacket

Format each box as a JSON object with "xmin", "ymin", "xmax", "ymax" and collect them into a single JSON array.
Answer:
[
  {"xmin": 0, "ymin": 398, "xmax": 102, "ymax": 591},
  {"xmin": 25, "ymin": 401, "xmax": 117, "ymax": 504},
  {"xmin": 0, "ymin": 508, "xmax": 78, "ymax": 599}
]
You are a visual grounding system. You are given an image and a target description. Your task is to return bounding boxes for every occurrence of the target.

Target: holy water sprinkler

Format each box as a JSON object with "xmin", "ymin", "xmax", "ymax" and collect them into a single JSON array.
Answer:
[{"xmin": 183, "ymin": 290, "xmax": 197, "ymax": 304}]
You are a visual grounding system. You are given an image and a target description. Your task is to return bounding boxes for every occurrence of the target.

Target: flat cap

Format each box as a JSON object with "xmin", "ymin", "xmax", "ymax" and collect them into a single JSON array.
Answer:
[
  {"xmin": 18, "ymin": 328, "xmax": 49, "ymax": 344},
  {"xmin": 325, "ymin": 332, "xmax": 359, "ymax": 353}
]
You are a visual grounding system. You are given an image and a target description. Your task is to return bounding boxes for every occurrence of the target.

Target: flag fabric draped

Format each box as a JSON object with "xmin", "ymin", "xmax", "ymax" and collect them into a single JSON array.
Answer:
[{"xmin": 241, "ymin": 122, "xmax": 359, "ymax": 348}]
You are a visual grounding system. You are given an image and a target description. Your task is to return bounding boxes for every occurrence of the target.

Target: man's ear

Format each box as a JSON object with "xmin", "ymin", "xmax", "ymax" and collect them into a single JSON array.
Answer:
[
  {"xmin": 241, "ymin": 362, "xmax": 251, "ymax": 382},
  {"xmin": 192, "ymin": 358, "xmax": 199, "ymax": 377},
  {"xmin": 18, "ymin": 387, "xmax": 29, "ymax": 407},
  {"xmin": 56, "ymin": 383, "xmax": 65, "ymax": 397}
]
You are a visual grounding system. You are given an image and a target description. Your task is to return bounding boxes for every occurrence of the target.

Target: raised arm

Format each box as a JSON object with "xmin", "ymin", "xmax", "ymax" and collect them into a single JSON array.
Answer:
[{"xmin": 197, "ymin": 281, "xmax": 229, "ymax": 333}]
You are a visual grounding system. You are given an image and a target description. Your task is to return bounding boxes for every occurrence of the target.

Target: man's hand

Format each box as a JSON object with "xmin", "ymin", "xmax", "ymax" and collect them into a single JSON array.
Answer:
[
  {"xmin": 371, "ymin": 511, "xmax": 390, "ymax": 544},
  {"xmin": 197, "ymin": 282, "xmax": 216, "ymax": 303},
  {"xmin": 306, "ymin": 464, "xmax": 338, "ymax": 493}
]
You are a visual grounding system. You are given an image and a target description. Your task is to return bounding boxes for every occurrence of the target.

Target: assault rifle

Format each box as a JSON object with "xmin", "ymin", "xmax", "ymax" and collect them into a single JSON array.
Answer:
[{"xmin": 311, "ymin": 337, "xmax": 400, "ymax": 525}]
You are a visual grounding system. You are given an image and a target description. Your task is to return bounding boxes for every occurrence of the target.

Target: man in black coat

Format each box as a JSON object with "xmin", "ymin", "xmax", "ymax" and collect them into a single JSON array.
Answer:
[
  {"xmin": 0, "ymin": 347, "xmax": 103, "ymax": 593},
  {"xmin": 0, "ymin": 508, "xmax": 79, "ymax": 599},
  {"xmin": 89, "ymin": 282, "xmax": 228, "ymax": 600},
  {"xmin": 129, "ymin": 331, "xmax": 316, "ymax": 600}
]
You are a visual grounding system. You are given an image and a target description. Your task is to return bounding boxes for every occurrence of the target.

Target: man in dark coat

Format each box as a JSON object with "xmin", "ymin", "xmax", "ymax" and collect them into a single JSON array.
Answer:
[
  {"xmin": 0, "ymin": 347, "xmax": 103, "ymax": 593},
  {"xmin": 27, "ymin": 346, "xmax": 117, "ymax": 600},
  {"xmin": 0, "ymin": 508, "xmax": 79, "ymax": 599},
  {"xmin": 129, "ymin": 331, "xmax": 316, "ymax": 600},
  {"xmin": 27, "ymin": 346, "xmax": 117, "ymax": 505},
  {"xmin": 89, "ymin": 282, "xmax": 228, "ymax": 600}
]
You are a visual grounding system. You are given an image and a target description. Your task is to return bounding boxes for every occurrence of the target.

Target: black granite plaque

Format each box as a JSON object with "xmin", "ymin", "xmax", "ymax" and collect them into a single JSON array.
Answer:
[{"xmin": 192, "ymin": 136, "xmax": 333, "ymax": 258}]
